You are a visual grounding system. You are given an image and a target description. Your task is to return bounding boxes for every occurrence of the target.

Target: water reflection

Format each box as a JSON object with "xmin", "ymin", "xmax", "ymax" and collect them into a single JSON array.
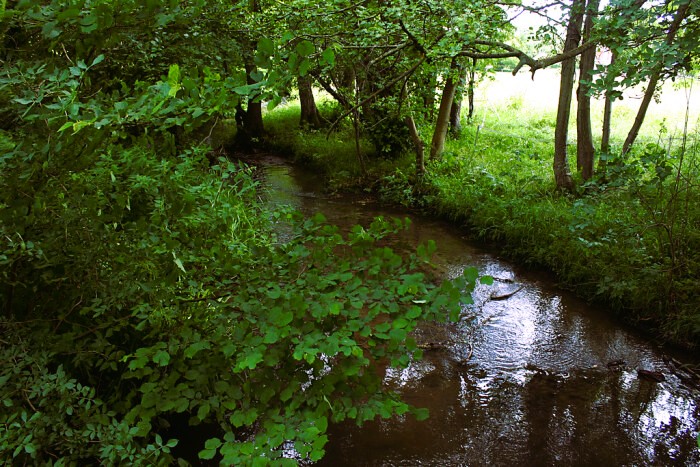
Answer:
[{"xmin": 254, "ymin": 158, "xmax": 700, "ymax": 466}]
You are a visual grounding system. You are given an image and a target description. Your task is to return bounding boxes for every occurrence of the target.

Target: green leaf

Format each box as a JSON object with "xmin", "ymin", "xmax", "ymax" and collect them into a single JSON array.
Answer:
[
  {"xmin": 204, "ymin": 437, "xmax": 222, "ymax": 450},
  {"xmin": 58, "ymin": 122, "xmax": 73, "ymax": 133},
  {"xmin": 406, "ymin": 306, "xmax": 422, "ymax": 319},
  {"xmin": 295, "ymin": 40, "xmax": 315, "ymax": 57},
  {"xmin": 299, "ymin": 59, "xmax": 311, "ymax": 77},
  {"xmin": 199, "ymin": 448, "xmax": 217, "ymax": 460},
  {"xmin": 153, "ymin": 350, "xmax": 170, "ymax": 366},
  {"xmin": 480, "ymin": 275, "xmax": 494, "ymax": 285},
  {"xmin": 239, "ymin": 351, "xmax": 263, "ymax": 370},
  {"xmin": 71, "ymin": 120, "xmax": 94, "ymax": 134},
  {"xmin": 463, "ymin": 266, "xmax": 479, "ymax": 284},
  {"xmin": 321, "ymin": 47, "xmax": 335, "ymax": 66},
  {"xmin": 270, "ymin": 307, "xmax": 293, "ymax": 326},
  {"xmin": 185, "ymin": 341, "xmax": 210, "ymax": 359},
  {"xmin": 413, "ymin": 408, "xmax": 429, "ymax": 421},
  {"xmin": 388, "ymin": 328, "xmax": 407, "ymax": 341},
  {"xmin": 197, "ymin": 403, "xmax": 211, "ymax": 420},
  {"xmin": 173, "ymin": 251, "xmax": 186, "ymax": 273},
  {"xmin": 167, "ymin": 64, "xmax": 181, "ymax": 97},
  {"xmin": 90, "ymin": 54, "xmax": 105, "ymax": 67},
  {"xmin": 258, "ymin": 37, "xmax": 274, "ymax": 56}
]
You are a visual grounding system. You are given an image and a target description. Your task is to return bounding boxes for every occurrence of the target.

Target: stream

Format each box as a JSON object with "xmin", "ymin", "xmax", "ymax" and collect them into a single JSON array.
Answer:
[{"xmin": 252, "ymin": 154, "xmax": 700, "ymax": 466}]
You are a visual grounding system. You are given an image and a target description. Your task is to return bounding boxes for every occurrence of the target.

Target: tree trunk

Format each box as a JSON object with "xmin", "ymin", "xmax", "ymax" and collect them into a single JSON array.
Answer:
[
  {"xmin": 449, "ymin": 67, "xmax": 468, "ymax": 138},
  {"xmin": 553, "ymin": 0, "xmax": 585, "ymax": 191},
  {"xmin": 353, "ymin": 109, "xmax": 366, "ymax": 175},
  {"xmin": 244, "ymin": 62, "xmax": 265, "ymax": 138},
  {"xmin": 449, "ymin": 93, "xmax": 463, "ymax": 138},
  {"xmin": 576, "ymin": 0, "xmax": 599, "ymax": 181},
  {"xmin": 298, "ymin": 75, "xmax": 322, "ymax": 128},
  {"xmin": 599, "ymin": 50, "xmax": 617, "ymax": 173},
  {"xmin": 467, "ymin": 57, "xmax": 477, "ymax": 122},
  {"xmin": 621, "ymin": 0, "xmax": 690, "ymax": 156},
  {"xmin": 406, "ymin": 115, "xmax": 425, "ymax": 175},
  {"xmin": 241, "ymin": 0, "xmax": 264, "ymax": 139},
  {"xmin": 430, "ymin": 62, "xmax": 460, "ymax": 160}
]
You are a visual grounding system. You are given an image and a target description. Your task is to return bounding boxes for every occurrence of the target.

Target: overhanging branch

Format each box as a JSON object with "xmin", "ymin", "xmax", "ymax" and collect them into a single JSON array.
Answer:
[{"xmin": 457, "ymin": 39, "xmax": 597, "ymax": 76}]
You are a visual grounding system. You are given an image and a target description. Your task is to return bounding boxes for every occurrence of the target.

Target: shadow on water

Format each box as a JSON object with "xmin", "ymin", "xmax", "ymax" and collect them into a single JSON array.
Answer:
[{"xmin": 251, "ymin": 155, "xmax": 700, "ymax": 466}]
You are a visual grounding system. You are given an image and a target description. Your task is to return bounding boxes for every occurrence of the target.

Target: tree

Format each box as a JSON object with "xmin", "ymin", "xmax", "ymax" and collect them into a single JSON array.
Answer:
[
  {"xmin": 553, "ymin": 0, "xmax": 585, "ymax": 191},
  {"xmin": 430, "ymin": 61, "xmax": 461, "ymax": 160},
  {"xmin": 298, "ymin": 75, "xmax": 323, "ymax": 128},
  {"xmin": 576, "ymin": 0, "xmax": 600, "ymax": 181},
  {"xmin": 621, "ymin": 0, "xmax": 694, "ymax": 155}
]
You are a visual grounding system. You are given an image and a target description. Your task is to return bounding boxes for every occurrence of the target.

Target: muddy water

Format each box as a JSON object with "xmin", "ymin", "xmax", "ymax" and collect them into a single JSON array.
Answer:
[{"xmin": 256, "ymin": 156, "xmax": 700, "ymax": 466}]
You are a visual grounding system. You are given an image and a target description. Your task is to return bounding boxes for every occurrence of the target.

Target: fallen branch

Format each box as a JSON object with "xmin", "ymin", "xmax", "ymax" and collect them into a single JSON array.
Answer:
[{"xmin": 489, "ymin": 285, "xmax": 524, "ymax": 301}]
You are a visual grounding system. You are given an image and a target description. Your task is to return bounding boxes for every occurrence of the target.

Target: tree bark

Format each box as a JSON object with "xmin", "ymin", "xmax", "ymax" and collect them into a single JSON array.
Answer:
[
  {"xmin": 244, "ymin": 62, "xmax": 265, "ymax": 138},
  {"xmin": 576, "ymin": 0, "xmax": 599, "ymax": 181},
  {"xmin": 554, "ymin": 0, "xmax": 585, "ymax": 191},
  {"xmin": 467, "ymin": 57, "xmax": 477, "ymax": 122},
  {"xmin": 449, "ymin": 93, "xmax": 463, "ymax": 138},
  {"xmin": 430, "ymin": 62, "xmax": 460, "ymax": 160},
  {"xmin": 599, "ymin": 50, "xmax": 618, "ymax": 173},
  {"xmin": 298, "ymin": 75, "xmax": 322, "ymax": 128},
  {"xmin": 449, "ymin": 66, "xmax": 468, "ymax": 138},
  {"xmin": 621, "ymin": 0, "xmax": 690, "ymax": 155},
  {"xmin": 406, "ymin": 115, "xmax": 425, "ymax": 175}
]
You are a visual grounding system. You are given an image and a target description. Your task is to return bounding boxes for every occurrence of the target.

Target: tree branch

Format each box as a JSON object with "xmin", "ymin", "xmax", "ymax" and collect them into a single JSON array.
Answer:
[
  {"xmin": 326, "ymin": 57, "xmax": 426, "ymax": 135},
  {"xmin": 456, "ymin": 39, "xmax": 597, "ymax": 77}
]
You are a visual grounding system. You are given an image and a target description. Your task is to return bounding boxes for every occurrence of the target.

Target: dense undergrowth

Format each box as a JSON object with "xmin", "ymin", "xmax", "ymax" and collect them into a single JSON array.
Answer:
[
  {"xmin": 265, "ymin": 100, "xmax": 700, "ymax": 349},
  {"xmin": 0, "ymin": 56, "xmax": 476, "ymax": 467}
]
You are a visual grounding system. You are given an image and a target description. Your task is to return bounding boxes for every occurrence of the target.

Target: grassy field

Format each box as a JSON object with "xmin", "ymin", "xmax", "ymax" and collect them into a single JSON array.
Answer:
[{"xmin": 476, "ymin": 69, "xmax": 700, "ymax": 144}]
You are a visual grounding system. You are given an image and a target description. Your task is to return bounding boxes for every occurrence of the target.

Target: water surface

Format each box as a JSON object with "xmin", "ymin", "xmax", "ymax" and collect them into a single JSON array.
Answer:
[{"xmin": 255, "ymin": 155, "xmax": 700, "ymax": 466}]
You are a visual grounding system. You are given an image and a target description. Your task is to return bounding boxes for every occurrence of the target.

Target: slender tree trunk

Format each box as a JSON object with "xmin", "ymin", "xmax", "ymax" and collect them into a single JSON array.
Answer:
[
  {"xmin": 467, "ymin": 57, "xmax": 477, "ymax": 122},
  {"xmin": 430, "ymin": 61, "xmax": 460, "ymax": 160},
  {"xmin": 449, "ymin": 67, "xmax": 468, "ymax": 138},
  {"xmin": 622, "ymin": 0, "xmax": 690, "ymax": 155},
  {"xmin": 406, "ymin": 114, "xmax": 425, "ymax": 175},
  {"xmin": 576, "ymin": 0, "xmax": 599, "ymax": 181},
  {"xmin": 599, "ymin": 50, "xmax": 618, "ymax": 173},
  {"xmin": 553, "ymin": 0, "xmax": 585, "ymax": 191},
  {"xmin": 353, "ymin": 109, "xmax": 366, "ymax": 175},
  {"xmin": 449, "ymin": 92, "xmax": 463, "ymax": 138},
  {"xmin": 298, "ymin": 75, "xmax": 322, "ymax": 128}
]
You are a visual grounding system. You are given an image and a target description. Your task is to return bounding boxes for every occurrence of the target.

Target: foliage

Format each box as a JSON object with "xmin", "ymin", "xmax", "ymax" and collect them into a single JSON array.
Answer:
[{"xmin": 0, "ymin": 1, "xmax": 483, "ymax": 464}]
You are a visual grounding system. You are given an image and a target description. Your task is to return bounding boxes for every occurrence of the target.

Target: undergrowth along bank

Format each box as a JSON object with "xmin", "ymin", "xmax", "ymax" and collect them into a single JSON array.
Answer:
[{"xmin": 264, "ymin": 101, "xmax": 700, "ymax": 349}]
